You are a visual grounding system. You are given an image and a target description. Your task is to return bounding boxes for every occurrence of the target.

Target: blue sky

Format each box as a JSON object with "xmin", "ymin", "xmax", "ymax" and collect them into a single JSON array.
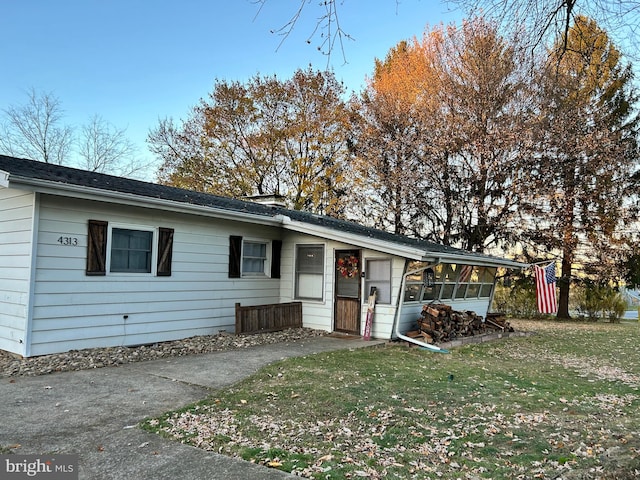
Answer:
[{"xmin": 0, "ymin": 1, "xmax": 462, "ymax": 174}]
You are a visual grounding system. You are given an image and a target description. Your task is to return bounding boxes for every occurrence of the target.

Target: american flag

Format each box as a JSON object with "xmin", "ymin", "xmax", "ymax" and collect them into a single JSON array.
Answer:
[
  {"xmin": 534, "ymin": 263, "xmax": 557, "ymax": 314},
  {"xmin": 459, "ymin": 265, "xmax": 473, "ymax": 283}
]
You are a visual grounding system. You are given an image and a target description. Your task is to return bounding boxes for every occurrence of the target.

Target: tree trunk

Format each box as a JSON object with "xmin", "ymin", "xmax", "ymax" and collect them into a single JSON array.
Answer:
[
  {"xmin": 557, "ymin": 183, "xmax": 577, "ymax": 319},
  {"xmin": 557, "ymin": 251, "xmax": 572, "ymax": 318}
]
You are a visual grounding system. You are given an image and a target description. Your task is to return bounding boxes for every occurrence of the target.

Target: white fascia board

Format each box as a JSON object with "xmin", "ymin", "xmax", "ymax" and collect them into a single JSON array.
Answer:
[
  {"xmin": 428, "ymin": 252, "xmax": 528, "ymax": 270},
  {"xmin": 8, "ymin": 176, "xmax": 283, "ymax": 227},
  {"xmin": 279, "ymin": 216, "xmax": 430, "ymax": 260},
  {"xmin": 9, "ymin": 175, "xmax": 530, "ymax": 269},
  {"xmin": 0, "ymin": 170, "xmax": 9, "ymax": 188},
  {"xmin": 280, "ymin": 216, "xmax": 528, "ymax": 269}
]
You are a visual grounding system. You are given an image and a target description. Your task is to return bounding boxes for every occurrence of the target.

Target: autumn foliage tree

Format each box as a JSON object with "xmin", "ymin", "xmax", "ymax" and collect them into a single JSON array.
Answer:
[
  {"xmin": 352, "ymin": 18, "xmax": 533, "ymax": 250},
  {"xmin": 524, "ymin": 15, "xmax": 639, "ymax": 318},
  {"xmin": 348, "ymin": 41, "xmax": 433, "ymax": 235},
  {"xmin": 149, "ymin": 67, "xmax": 352, "ymax": 215}
]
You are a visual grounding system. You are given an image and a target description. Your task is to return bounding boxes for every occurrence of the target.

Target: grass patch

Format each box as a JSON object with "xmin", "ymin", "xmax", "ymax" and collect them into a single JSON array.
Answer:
[{"xmin": 142, "ymin": 319, "xmax": 640, "ymax": 479}]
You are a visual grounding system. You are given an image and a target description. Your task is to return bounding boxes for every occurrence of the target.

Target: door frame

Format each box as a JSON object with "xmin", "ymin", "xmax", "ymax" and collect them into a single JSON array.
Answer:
[{"xmin": 333, "ymin": 249, "xmax": 362, "ymax": 334}]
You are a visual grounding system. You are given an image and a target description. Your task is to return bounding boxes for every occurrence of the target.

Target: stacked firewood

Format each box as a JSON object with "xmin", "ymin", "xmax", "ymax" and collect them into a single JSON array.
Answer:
[{"xmin": 406, "ymin": 304, "xmax": 513, "ymax": 344}]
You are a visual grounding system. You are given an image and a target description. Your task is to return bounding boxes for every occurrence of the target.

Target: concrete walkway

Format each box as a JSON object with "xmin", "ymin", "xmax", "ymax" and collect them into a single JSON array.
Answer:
[{"xmin": 0, "ymin": 336, "xmax": 386, "ymax": 479}]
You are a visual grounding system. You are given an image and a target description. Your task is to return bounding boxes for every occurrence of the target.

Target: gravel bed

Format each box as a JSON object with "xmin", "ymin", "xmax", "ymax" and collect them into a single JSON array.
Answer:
[{"xmin": 0, "ymin": 328, "xmax": 327, "ymax": 378}]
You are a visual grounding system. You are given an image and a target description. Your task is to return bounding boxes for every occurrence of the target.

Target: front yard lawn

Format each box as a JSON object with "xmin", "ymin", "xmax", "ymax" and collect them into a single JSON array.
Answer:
[{"xmin": 142, "ymin": 319, "xmax": 640, "ymax": 479}]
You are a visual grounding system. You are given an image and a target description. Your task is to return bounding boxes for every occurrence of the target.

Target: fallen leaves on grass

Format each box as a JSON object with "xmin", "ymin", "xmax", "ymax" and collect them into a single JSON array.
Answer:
[{"xmin": 145, "ymin": 321, "xmax": 640, "ymax": 479}]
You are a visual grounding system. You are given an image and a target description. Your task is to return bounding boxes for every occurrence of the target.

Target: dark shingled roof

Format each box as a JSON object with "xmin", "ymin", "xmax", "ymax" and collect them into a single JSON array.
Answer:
[{"xmin": 0, "ymin": 155, "xmax": 519, "ymax": 264}]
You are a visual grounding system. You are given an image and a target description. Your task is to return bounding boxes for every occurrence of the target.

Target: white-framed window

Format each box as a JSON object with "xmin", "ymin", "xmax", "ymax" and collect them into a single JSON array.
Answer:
[
  {"xmin": 365, "ymin": 258, "xmax": 392, "ymax": 304},
  {"xmin": 242, "ymin": 240, "xmax": 270, "ymax": 276},
  {"xmin": 108, "ymin": 225, "xmax": 156, "ymax": 274},
  {"xmin": 228, "ymin": 236, "xmax": 281, "ymax": 279},
  {"xmin": 295, "ymin": 244, "xmax": 325, "ymax": 301},
  {"xmin": 86, "ymin": 220, "xmax": 174, "ymax": 277}
]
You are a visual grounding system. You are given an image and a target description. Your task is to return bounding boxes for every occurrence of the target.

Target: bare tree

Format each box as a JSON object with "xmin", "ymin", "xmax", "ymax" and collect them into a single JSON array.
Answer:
[
  {"xmin": 252, "ymin": 0, "xmax": 356, "ymax": 64},
  {"xmin": 0, "ymin": 88, "xmax": 73, "ymax": 164},
  {"xmin": 452, "ymin": 0, "xmax": 640, "ymax": 58},
  {"xmin": 76, "ymin": 115, "xmax": 143, "ymax": 177},
  {"xmin": 255, "ymin": 1, "xmax": 640, "ymax": 63}
]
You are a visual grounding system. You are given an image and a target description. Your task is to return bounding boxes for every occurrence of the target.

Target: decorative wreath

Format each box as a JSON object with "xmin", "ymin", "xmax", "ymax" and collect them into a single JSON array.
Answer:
[{"xmin": 337, "ymin": 255, "xmax": 359, "ymax": 278}]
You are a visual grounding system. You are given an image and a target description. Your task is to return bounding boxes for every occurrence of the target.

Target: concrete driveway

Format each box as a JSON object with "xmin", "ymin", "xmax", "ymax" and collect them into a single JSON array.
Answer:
[{"xmin": 0, "ymin": 336, "xmax": 385, "ymax": 479}]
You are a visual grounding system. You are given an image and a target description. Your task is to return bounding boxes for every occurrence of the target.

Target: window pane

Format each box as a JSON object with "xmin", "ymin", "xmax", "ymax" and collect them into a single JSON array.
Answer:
[
  {"xmin": 129, "ymin": 231, "xmax": 152, "ymax": 249},
  {"xmin": 243, "ymin": 257, "xmax": 264, "ymax": 273},
  {"xmin": 337, "ymin": 273, "xmax": 359, "ymax": 298},
  {"xmin": 295, "ymin": 245, "xmax": 324, "ymax": 300},
  {"xmin": 367, "ymin": 259, "xmax": 390, "ymax": 281},
  {"xmin": 296, "ymin": 273, "xmax": 323, "ymax": 299},
  {"xmin": 404, "ymin": 284, "xmax": 421, "ymax": 302},
  {"xmin": 455, "ymin": 283, "xmax": 467, "ymax": 298},
  {"xmin": 442, "ymin": 264, "xmax": 457, "ymax": 283},
  {"xmin": 441, "ymin": 283, "xmax": 455, "ymax": 299},
  {"xmin": 111, "ymin": 232, "xmax": 129, "ymax": 249},
  {"xmin": 422, "ymin": 284, "xmax": 441, "ymax": 301},
  {"xmin": 242, "ymin": 241, "xmax": 267, "ymax": 275},
  {"xmin": 480, "ymin": 284, "xmax": 494, "ymax": 298},
  {"xmin": 297, "ymin": 245, "xmax": 324, "ymax": 273},
  {"xmin": 482, "ymin": 268, "xmax": 497, "ymax": 283},
  {"xmin": 406, "ymin": 261, "xmax": 428, "ymax": 282},
  {"xmin": 365, "ymin": 259, "xmax": 391, "ymax": 304},
  {"xmin": 110, "ymin": 250, "xmax": 128, "ymax": 271},
  {"xmin": 469, "ymin": 267, "xmax": 480, "ymax": 283},
  {"xmin": 111, "ymin": 228, "xmax": 152, "ymax": 273},
  {"xmin": 129, "ymin": 251, "xmax": 150, "ymax": 271},
  {"xmin": 244, "ymin": 242, "xmax": 266, "ymax": 258},
  {"xmin": 466, "ymin": 283, "xmax": 481, "ymax": 298}
]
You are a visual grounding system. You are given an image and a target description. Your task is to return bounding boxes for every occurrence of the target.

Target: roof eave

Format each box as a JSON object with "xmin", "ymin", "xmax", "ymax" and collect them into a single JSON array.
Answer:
[
  {"xmin": 280, "ymin": 216, "xmax": 527, "ymax": 268},
  {"xmin": 426, "ymin": 252, "xmax": 528, "ymax": 269},
  {"xmin": 0, "ymin": 169, "xmax": 9, "ymax": 188},
  {"xmin": 6, "ymin": 173, "xmax": 530, "ymax": 270},
  {"xmin": 8, "ymin": 175, "xmax": 283, "ymax": 227},
  {"xmin": 279, "ymin": 216, "xmax": 428, "ymax": 259}
]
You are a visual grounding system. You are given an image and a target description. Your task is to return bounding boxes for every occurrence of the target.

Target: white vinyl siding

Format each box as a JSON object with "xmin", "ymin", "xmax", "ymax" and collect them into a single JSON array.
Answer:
[
  {"xmin": 28, "ymin": 194, "xmax": 282, "ymax": 356},
  {"xmin": 0, "ymin": 188, "xmax": 35, "ymax": 355},
  {"xmin": 279, "ymin": 235, "xmax": 406, "ymax": 340},
  {"xmin": 363, "ymin": 254, "xmax": 406, "ymax": 339}
]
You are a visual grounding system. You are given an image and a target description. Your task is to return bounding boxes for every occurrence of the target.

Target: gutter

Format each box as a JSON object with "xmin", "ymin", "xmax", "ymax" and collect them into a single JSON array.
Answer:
[
  {"xmin": 8, "ymin": 175, "xmax": 284, "ymax": 228},
  {"xmin": 424, "ymin": 253, "xmax": 527, "ymax": 270},
  {"xmin": 7, "ymin": 171, "xmax": 529, "ymax": 271},
  {"xmin": 392, "ymin": 261, "xmax": 450, "ymax": 354},
  {"xmin": 278, "ymin": 216, "xmax": 432, "ymax": 260},
  {"xmin": 276, "ymin": 216, "xmax": 527, "ymax": 269}
]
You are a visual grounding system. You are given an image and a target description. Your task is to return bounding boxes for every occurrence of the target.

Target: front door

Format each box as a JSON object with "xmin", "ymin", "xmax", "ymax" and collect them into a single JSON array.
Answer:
[{"xmin": 334, "ymin": 250, "xmax": 361, "ymax": 334}]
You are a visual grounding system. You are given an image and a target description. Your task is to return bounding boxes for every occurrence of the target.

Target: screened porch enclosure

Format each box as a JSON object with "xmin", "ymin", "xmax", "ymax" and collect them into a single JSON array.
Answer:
[{"xmin": 403, "ymin": 262, "xmax": 497, "ymax": 304}]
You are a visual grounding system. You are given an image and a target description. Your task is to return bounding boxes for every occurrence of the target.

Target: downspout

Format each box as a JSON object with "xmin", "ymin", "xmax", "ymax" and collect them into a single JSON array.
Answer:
[
  {"xmin": 23, "ymin": 192, "xmax": 40, "ymax": 357},
  {"xmin": 392, "ymin": 260, "xmax": 450, "ymax": 354}
]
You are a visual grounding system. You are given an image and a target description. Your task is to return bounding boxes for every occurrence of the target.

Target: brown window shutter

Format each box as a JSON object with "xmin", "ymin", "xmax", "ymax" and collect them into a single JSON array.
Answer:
[
  {"xmin": 86, "ymin": 220, "xmax": 107, "ymax": 275},
  {"xmin": 229, "ymin": 235, "xmax": 242, "ymax": 278},
  {"xmin": 271, "ymin": 240, "xmax": 282, "ymax": 279},
  {"xmin": 157, "ymin": 227, "xmax": 174, "ymax": 276}
]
